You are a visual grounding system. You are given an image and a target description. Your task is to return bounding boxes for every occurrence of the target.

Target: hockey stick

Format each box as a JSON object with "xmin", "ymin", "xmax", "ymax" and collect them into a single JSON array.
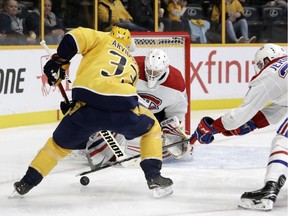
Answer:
[
  {"xmin": 76, "ymin": 137, "xmax": 193, "ymax": 176},
  {"xmin": 40, "ymin": 40, "xmax": 127, "ymax": 163}
]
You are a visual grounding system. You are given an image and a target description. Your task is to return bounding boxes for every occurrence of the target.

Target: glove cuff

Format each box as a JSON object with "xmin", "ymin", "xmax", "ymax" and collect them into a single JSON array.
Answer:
[
  {"xmin": 252, "ymin": 111, "xmax": 269, "ymax": 128},
  {"xmin": 212, "ymin": 117, "xmax": 225, "ymax": 133},
  {"xmin": 52, "ymin": 53, "xmax": 69, "ymax": 65}
]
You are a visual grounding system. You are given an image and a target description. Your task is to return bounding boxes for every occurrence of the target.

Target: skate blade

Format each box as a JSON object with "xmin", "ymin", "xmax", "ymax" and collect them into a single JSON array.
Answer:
[
  {"xmin": 238, "ymin": 198, "xmax": 273, "ymax": 211},
  {"xmin": 153, "ymin": 186, "xmax": 173, "ymax": 199},
  {"xmin": 8, "ymin": 189, "xmax": 18, "ymax": 199}
]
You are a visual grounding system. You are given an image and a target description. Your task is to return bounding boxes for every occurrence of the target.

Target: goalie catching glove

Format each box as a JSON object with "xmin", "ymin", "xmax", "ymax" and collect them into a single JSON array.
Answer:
[
  {"xmin": 160, "ymin": 116, "xmax": 190, "ymax": 158},
  {"xmin": 43, "ymin": 53, "xmax": 70, "ymax": 86}
]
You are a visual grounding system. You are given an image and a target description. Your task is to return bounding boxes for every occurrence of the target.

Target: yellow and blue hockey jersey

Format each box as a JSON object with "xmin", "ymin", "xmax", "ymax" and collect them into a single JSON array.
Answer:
[{"xmin": 67, "ymin": 27, "xmax": 139, "ymax": 111}]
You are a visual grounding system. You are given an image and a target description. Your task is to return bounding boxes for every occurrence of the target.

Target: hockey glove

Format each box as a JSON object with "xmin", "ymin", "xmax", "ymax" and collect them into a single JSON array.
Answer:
[
  {"xmin": 60, "ymin": 100, "xmax": 76, "ymax": 115},
  {"xmin": 222, "ymin": 120, "xmax": 257, "ymax": 136},
  {"xmin": 191, "ymin": 117, "xmax": 218, "ymax": 144},
  {"xmin": 43, "ymin": 53, "xmax": 70, "ymax": 86},
  {"xmin": 160, "ymin": 116, "xmax": 189, "ymax": 158}
]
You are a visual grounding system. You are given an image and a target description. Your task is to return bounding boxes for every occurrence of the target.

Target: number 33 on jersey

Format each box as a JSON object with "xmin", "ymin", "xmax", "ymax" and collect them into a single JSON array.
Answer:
[{"xmin": 69, "ymin": 27, "xmax": 139, "ymax": 111}]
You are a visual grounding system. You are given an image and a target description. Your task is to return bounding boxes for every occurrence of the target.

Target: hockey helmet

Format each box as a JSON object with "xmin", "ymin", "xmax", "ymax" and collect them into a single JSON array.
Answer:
[
  {"xmin": 109, "ymin": 26, "xmax": 135, "ymax": 52},
  {"xmin": 145, "ymin": 49, "xmax": 169, "ymax": 89},
  {"xmin": 254, "ymin": 43, "xmax": 286, "ymax": 74}
]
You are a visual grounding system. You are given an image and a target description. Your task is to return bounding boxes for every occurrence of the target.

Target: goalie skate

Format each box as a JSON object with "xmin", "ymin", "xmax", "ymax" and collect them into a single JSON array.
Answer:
[{"xmin": 238, "ymin": 175, "xmax": 286, "ymax": 211}]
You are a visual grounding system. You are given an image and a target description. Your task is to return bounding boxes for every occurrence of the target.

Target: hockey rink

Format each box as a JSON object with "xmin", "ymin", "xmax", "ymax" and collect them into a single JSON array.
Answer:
[{"xmin": 0, "ymin": 110, "xmax": 287, "ymax": 216}]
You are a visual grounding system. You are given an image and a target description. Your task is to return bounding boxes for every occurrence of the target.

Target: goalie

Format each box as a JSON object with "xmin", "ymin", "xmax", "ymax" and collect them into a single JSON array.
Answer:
[{"xmin": 67, "ymin": 48, "xmax": 190, "ymax": 167}]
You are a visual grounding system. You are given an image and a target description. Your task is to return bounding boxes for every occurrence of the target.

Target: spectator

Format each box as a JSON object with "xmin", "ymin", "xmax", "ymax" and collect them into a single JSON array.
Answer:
[
  {"xmin": 158, "ymin": 0, "xmax": 172, "ymax": 31},
  {"xmin": 188, "ymin": 19, "xmax": 210, "ymax": 43},
  {"xmin": 0, "ymin": 0, "xmax": 36, "ymax": 45},
  {"xmin": 238, "ymin": 0, "xmax": 246, "ymax": 4},
  {"xmin": 160, "ymin": 0, "xmax": 170, "ymax": 18},
  {"xmin": 166, "ymin": 0, "xmax": 185, "ymax": 31},
  {"xmin": 58, "ymin": 1, "xmax": 95, "ymax": 29},
  {"xmin": 128, "ymin": 0, "xmax": 154, "ymax": 31},
  {"xmin": 211, "ymin": 0, "xmax": 256, "ymax": 43},
  {"xmin": 98, "ymin": 0, "xmax": 149, "ymax": 32},
  {"xmin": 25, "ymin": 0, "xmax": 66, "ymax": 45},
  {"xmin": 128, "ymin": 0, "xmax": 172, "ymax": 32}
]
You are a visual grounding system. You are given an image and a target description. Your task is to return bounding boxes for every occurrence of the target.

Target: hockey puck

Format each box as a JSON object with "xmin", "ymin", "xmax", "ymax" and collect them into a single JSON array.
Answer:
[{"xmin": 80, "ymin": 176, "xmax": 90, "ymax": 186}]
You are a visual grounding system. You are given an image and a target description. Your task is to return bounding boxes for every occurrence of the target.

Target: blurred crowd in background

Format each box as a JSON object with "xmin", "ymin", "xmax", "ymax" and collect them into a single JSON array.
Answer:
[{"xmin": 0, "ymin": 0, "xmax": 287, "ymax": 45}]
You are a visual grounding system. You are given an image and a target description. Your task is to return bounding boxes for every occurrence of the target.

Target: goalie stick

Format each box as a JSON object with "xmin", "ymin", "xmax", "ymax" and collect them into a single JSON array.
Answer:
[
  {"xmin": 40, "ymin": 41, "xmax": 127, "ymax": 164},
  {"xmin": 76, "ymin": 137, "xmax": 194, "ymax": 176}
]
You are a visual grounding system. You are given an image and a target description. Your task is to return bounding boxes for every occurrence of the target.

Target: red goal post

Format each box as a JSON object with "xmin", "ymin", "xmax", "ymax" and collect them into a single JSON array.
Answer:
[{"xmin": 131, "ymin": 32, "xmax": 191, "ymax": 134}]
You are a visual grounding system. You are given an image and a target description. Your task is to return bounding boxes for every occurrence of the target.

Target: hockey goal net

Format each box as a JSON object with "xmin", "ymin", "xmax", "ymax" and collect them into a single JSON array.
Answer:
[{"xmin": 131, "ymin": 32, "xmax": 191, "ymax": 134}]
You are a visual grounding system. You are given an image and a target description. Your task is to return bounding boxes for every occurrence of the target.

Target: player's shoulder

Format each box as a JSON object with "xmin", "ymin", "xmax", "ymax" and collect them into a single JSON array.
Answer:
[
  {"xmin": 250, "ymin": 56, "xmax": 288, "ymax": 82},
  {"xmin": 162, "ymin": 65, "xmax": 186, "ymax": 92}
]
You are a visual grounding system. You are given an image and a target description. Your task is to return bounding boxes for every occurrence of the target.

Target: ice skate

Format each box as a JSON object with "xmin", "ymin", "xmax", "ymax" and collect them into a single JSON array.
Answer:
[
  {"xmin": 147, "ymin": 175, "xmax": 173, "ymax": 198},
  {"xmin": 238, "ymin": 175, "xmax": 286, "ymax": 211},
  {"xmin": 13, "ymin": 180, "xmax": 34, "ymax": 196}
]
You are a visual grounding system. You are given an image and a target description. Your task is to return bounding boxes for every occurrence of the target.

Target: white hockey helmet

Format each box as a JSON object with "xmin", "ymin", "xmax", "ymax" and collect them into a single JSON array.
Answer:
[
  {"xmin": 145, "ymin": 49, "xmax": 169, "ymax": 88},
  {"xmin": 254, "ymin": 43, "xmax": 286, "ymax": 74}
]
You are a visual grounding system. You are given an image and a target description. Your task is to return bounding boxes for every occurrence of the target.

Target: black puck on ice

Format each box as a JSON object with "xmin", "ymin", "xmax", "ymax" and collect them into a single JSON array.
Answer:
[{"xmin": 80, "ymin": 176, "xmax": 90, "ymax": 186}]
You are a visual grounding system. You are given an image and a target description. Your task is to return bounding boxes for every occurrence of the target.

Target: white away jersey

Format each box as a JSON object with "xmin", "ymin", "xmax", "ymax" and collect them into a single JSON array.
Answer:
[{"xmin": 221, "ymin": 56, "xmax": 288, "ymax": 130}]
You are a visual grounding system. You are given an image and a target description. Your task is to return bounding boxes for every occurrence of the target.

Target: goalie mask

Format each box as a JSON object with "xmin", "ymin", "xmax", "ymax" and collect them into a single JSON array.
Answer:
[
  {"xmin": 145, "ymin": 49, "xmax": 169, "ymax": 89},
  {"xmin": 254, "ymin": 43, "xmax": 286, "ymax": 74},
  {"xmin": 109, "ymin": 26, "xmax": 136, "ymax": 52}
]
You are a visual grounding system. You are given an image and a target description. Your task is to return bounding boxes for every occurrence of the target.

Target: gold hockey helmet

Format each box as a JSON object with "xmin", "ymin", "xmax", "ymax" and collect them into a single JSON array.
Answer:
[{"xmin": 109, "ymin": 26, "xmax": 135, "ymax": 52}]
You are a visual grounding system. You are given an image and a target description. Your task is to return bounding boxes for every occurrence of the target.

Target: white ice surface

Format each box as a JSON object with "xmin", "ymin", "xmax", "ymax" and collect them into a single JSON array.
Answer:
[{"xmin": 0, "ymin": 110, "xmax": 287, "ymax": 216}]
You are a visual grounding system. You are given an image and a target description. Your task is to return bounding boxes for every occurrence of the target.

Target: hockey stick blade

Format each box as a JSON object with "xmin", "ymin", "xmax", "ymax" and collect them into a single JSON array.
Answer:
[{"xmin": 76, "ymin": 138, "xmax": 191, "ymax": 176}]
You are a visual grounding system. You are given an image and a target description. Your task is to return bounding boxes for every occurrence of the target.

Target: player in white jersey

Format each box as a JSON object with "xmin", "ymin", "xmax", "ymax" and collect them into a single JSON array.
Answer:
[
  {"xmin": 71, "ymin": 48, "xmax": 190, "ymax": 167},
  {"xmin": 190, "ymin": 43, "xmax": 287, "ymax": 211}
]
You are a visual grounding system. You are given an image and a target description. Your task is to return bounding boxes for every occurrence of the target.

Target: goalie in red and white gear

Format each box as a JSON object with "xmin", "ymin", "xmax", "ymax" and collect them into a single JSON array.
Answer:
[
  {"xmin": 191, "ymin": 43, "xmax": 287, "ymax": 211},
  {"xmin": 133, "ymin": 48, "xmax": 189, "ymax": 160},
  {"xmin": 71, "ymin": 48, "xmax": 190, "ymax": 167}
]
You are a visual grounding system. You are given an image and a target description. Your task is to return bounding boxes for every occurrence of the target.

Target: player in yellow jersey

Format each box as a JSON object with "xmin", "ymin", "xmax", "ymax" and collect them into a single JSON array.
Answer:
[{"xmin": 12, "ymin": 26, "xmax": 173, "ymax": 198}]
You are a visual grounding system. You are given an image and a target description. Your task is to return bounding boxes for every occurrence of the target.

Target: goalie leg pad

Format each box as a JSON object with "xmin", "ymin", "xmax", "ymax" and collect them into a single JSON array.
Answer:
[{"xmin": 86, "ymin": 132, "xmax": 116, "ymax": 166}]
